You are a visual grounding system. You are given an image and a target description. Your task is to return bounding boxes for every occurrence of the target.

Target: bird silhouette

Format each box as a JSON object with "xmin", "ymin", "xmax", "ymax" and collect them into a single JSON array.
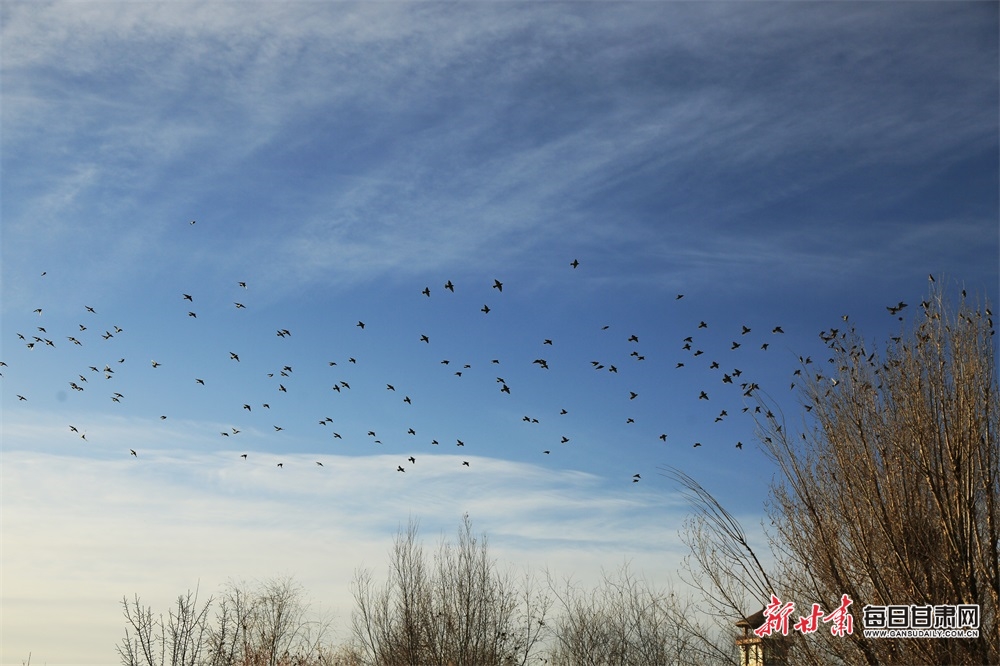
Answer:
[
  {"xmin": 493, "ymin": 279, "xmax": 503, "ymax": 292},
  {"xmin": 408, "ymin": 456, "xmax": 416, "ymax": 464},
  {"xmin": 130, "ymin": 449, "xmax": 137, "ymax": 457},
  {"xmin": 422, "ymin": 287, "xmax": 431, "ymax": 297},
  {"xmin": 570, "ymin": 259, "xmax": 579, "ymax": 268},
  {"xmin": 481, "ymin": 304, "xmax": 491, "ymax": 314},
  {"xmin": 183, "ymin": 294, "xmax": 193, "ymax": 301},
  {"xmin": 444, "ymin": 280, "xmax": 455, "ymax": 292},
  {"xmin": 462, "ymin": 461, "xmax": 470, "ymax": 466},
  {"xmin": 357, "ymin": 321, "xmax": 365, "ymax": 329}
]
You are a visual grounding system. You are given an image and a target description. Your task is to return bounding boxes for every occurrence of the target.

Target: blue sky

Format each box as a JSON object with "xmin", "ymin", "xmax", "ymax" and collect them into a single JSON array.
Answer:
[{"xmin": 2, "ymin": 2, "xmax": 997, "ymax": 663}]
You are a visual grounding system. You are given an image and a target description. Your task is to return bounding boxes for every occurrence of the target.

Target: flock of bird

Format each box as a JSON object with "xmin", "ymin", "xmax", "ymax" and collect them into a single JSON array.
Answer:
[{"xmin": 6, "ymin": 223, "xmax": 955, "ymax": 485}]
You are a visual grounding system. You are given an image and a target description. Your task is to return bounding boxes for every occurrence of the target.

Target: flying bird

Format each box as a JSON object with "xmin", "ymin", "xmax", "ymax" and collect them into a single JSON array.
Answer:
[
  {"xmin": 239, "ymin": 281, "xmax": 247, "ymax": 289},
  {"xmin": 445, "ymin": 280, "xmax": 455, "ymax": 292},
  {"xmin": 493, "ymin": 279, "xmax": 503, "ymax": 292},
  {"xmin": 422, "ymin": 287, "xmax": 431, "ymax": 297},
  {"xmin": 570, "ymin": 259, "xmax": 579, "ymax": 268},
  {"xmin": 183, "ymin": 294, "xmax": 193, "ymax": 301},
  {"xmin": 481, "ymin": 304, "xmax": 491, "ymax": 314},
  {"xmin": 130, "ymin": 449, "xmax": 137, "ymax": 457},
  {"xmin": 357, "ymin": 321, "xmax": 365, "ymax": 329}
]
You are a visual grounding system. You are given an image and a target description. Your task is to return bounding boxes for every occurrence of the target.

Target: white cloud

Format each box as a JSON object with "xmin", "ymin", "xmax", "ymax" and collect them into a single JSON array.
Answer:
[{"xmin": 1, "ymin": 424, "xmax": 692, "ymax": 664}]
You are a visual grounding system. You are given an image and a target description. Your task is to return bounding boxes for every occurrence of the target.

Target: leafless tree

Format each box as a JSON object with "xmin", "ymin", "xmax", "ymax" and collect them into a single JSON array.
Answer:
[
  {"xmin": 666, "ymin": 283, "xmax": 999, "ymax": 665},
  {"xmin": 547, "ymin": 562, "xmax": 736, "ymax": 666},
  {"xmin": 118, "ymin": 578, "xmax": 337, "ymax": 666},
  {"xmin": 351, "ymin": 514, "xmax": 551, "ymax": 666},
  {"xmin": 117, "ymin": 586, "xmax": 212, "ymax": 666}
]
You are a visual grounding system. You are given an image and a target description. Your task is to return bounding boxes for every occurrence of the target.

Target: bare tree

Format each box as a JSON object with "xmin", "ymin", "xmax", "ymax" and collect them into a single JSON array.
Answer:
[
  {"xmin": 118, "ymin": 578, "xmax": 336, "ymax": 666},
  {"xmin": 667, "ymin": 284, "xmax": 999, "ymax": 665},
  {"xmin": 117, "ymin": 587, "xmax": 212, "ymax": 666},
  {"xmin": 547, "ymin": 562, "xmax": 735, "ymax": 666},
  {"xmin": 351, "ymin": 514, "xmax": 551, "ymax": 666}
]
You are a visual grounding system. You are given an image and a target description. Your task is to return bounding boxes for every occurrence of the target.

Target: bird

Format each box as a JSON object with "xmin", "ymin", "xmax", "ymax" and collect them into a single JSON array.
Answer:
[
  {"xmin": 628, "ymin": 334, "xmax": 639, "ymax": 343},
  {"xmin": 316, "ymin": 461, "xmax": 324, "ymax": 466},
  {"xmin": 659, "ymin": 434, "xmax": 667, "ymax": 441},
  {"xmin": 241, "ymin": 453, "xmax": 248, "ymax": 459},
  {"xmin": 543, "ymin": 339, "xmax": 553, "ymax": 345},
  {"xmin": 731, "ymin": 342, "xmax": 741, "ymax": 350},
  {"xmin": 397, "ymin": 466, "xmax": 406, "ymax": 473},
  {"xmin": 422, "ymin": 287, "xmax": 431, "ymax": 297},
  {"xmin": 243, "ymin": 404, "xmax": 251, "ymax": 411},
  {"xmin": 493, "ymin": 279, "xmax": 503, "ymax": 292},
  {"xmin": 741, "ymin": 325, "xmax": 751, "ymax": 335},
  {"xmin": 481, "ymin": 304, "xmax": 491, "ymax": 314},
  {"xmin": 239, "ymin": 281, "xmax": 247, "ymax": 289},
  {"xmin": 698, "ymin": 321, "xmax": 707, "ymax": 329},
  {"xmin": 274, "ymin": 425, "xmax": 284, "ymax": 431},
  {"xmin": 772, "ymin": 326, "xmax": 784, "ymax": 334},
  {"xmin": 278, "ymin": 384, "xmax": 287, "ymax": 392},
  {"xmin": 188, "ymin": 311, "xmax": 197, "ymax": 318},
  {"xmin": 693, "ymin": 442, "xmax": 702, "ymax": 448},
  {"xmin": 151, "ymin": 360, "xmax": 161, "ymax": 368},
  {"xmin": 357, "ymin": 321, "xmax": 365, "ymax": 329},
  {"xmin": 629, "ymin": 391, "xmax": 638, "ymax": 400},
  {"xmin": 570, "ymin": 259, "xmax": 579, "ymax": 268},
  {"xmin": 444, "ymin": 280, "xmax": 455, "ymax": 292},
  {"xmin": 404, "ymin": 396, "xmax": 412, "ymax": 404},
  {"xmin": 408, "ymin": 428, "xmax": 416, "ymax": 435},
  {"xmin": 456, "ymin": 439, "xmax": 465, "ymax": 446},
  {"xmin": 462, "ymin": 461, "xmax": 470, "ymax": 467},
  {"xmin": 277, "ymin": 463, "xmax": 283, "ymax": 468},
  {"xmin": 736, "ymin": 442, "xmax": 743, "ymax": 449},
  {"xmin": 85, "ymin": 306, "xmax": 96, "ymax": 313},
  {"xmin": 234, "ymin": 302, "xmax": 245, "ymax": 309},
  {"xmin": 408, "ymin": 456, "xmax": 416, "ymax": 464},
  {"xmin": 130, "ymin": 449, "xmax": 137, "ymax": 457},
  {"xmin": 182, "ymin": 294, "xmax": 193, "ymax": 301},
  {"xmin": 420, "ymin": 334, "xmax": 429, "ymax": 343},
  {"xmin": 699, "ymin": 391, "xmax": 709, "ymax": 400},
  {"xmin": 195, "ymin": 378, "xmax": 205, "ymax": 385},
  {"xmin": 387, "ymin": 384, "xmax": 395, "ymax": 391},
  {"xmin": 561, "ymin": 436, "xmax": 570, "ymax": 443}
]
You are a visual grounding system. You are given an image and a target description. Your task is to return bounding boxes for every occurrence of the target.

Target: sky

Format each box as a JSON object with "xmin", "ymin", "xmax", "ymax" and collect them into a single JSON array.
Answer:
[{"xmin": 1, "ymin": 2, "xmax": 998, "ymax": 664}]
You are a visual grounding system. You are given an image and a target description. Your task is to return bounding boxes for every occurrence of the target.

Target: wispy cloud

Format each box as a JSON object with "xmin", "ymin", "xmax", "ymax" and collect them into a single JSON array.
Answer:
[
  {"xmin": 4, "ymin": 2, "xmax": 994, "ymax": 302},
  {"xmin": 2, "ymin": 432, "xmax": 691, "ymax": 663}
]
